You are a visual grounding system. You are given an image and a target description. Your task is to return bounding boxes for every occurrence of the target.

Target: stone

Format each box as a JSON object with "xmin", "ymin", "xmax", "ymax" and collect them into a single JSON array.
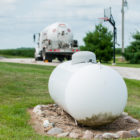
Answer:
[
  {"xmin": 130, "ymin": 129, "xmax": 140, "ymax": 137},
  {"xmin": 94, "ymin": 134, "xmax": 103, "ymax": 140},
  {"xmin": 102, "ymin": 133, "xmax": 119, "ymax": 139},
  {"xmin": 53, "ymin": 104, "xmax": 58, "ymax": 107},
  {"xmin": 43, "ymin": 120, "xmax": 53, "ymax": 128},
  {"xmin": 124, "ymin": 116, "xmax": 139, "ymax": 124},
  {"xmin": 47, "ymin": 127, "xmax": 63, "ymax": 135},
  {"xmin": 121, "ymin": 112, "xmax": 128, "ymax": 117},
  {"xmin": 40, "ymin": 112, "xmax": 46, "ymax": 117},
  {"xmin": 33, "ymin": 105, "xmax": 42, "ymax": 115},
  {"xmin": 33, "ymin": 105, "xmax": 49, "ymax": 115},
  {"xmin": 69, "ymin": 132, "xmax": 80, "ymax": 139},
  {"xmin": 117, "ymin": 131, "xmax": 131, "ymax": 139},
  {"xmin": 82, "ymin": 130, "xmax": 94, "ymax": 139},
  {"xmin": 44, "ymin": 126, "xmax": 53, "ymax": 132},
  {"xmin": 57, "ymin": 132, "xmax": 69, "ymax": 138},
  {"xmin": 137, "ymin": 128, "xmax": 140, "ymax": 134}
]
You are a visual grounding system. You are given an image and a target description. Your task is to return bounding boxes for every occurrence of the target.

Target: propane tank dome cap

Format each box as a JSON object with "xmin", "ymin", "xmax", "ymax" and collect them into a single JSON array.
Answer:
[{"xmin": 72, "ymin": 51, "xmax": 96, "ymax": 64}]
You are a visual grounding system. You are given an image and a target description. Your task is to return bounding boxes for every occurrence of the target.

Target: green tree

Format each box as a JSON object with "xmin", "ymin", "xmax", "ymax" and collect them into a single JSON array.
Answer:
[
  {"xmin": 80, "ymin": 24, "xmax": 113, "ymax": 62},
  {"xmin": 124, "ymin": 31, "xmax": 140, "ymax": 64}
]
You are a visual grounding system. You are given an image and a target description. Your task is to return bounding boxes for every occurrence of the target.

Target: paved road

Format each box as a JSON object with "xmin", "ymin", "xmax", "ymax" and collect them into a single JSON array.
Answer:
[
  {"xmin": 0, "ymin": 58, "xmax": 140, "ymax": 80},
  {"xmin": 110, "ymin": 66, "xmax": 140, "ymax": 80},
  {"xmin": 0, "ymin": 58, "xmax": 59, "ymax": 66}
]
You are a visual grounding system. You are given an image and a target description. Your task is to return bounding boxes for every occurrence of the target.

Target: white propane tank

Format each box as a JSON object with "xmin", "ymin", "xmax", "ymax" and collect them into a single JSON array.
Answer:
[
  {"xmin": 48, "ymin": 51, "xmax": 128, "ymax": 126},
  {"xmin": 39, "ymin": 22, "xmax": 73, "ymax": 48}
]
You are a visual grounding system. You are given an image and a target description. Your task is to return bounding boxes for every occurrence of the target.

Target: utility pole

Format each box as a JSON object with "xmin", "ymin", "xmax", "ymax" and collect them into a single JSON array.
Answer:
[
  {"xmin": 121, "ymin": 0, "xmax": 128, "ymax": 54},
  {"xmin": 122, "ymin": 0, "xmax": 125, "ymax": 54}
]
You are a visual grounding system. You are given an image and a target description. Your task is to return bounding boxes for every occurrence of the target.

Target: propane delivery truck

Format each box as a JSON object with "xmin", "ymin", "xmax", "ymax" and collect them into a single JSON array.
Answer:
[{"xmin": 34, "ymin": 22, "xmax": 79, "ymax": 62}]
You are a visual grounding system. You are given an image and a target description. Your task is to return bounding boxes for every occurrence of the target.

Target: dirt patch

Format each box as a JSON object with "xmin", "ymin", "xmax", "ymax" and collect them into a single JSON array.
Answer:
[{"xmin": 28, "ymin": 104, "xmax": 140, "ymax": 139}]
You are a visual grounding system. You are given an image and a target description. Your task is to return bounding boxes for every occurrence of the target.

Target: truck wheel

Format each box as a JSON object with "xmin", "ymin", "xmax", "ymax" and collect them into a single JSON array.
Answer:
[
  {"xmin": 48, "ymin": 59, "xmax": 52, "ymax": 62},
  {"xmin": 58, "ymin": 58, "xmax": 64, "ymax": 62},
  {"xmin": 42, "ymin": 50, "xmax": 46, "ymax": 61},
  {"xmin": 35, "ymin": 57, "xmax": 38, "ymax": 61},
  {"xmin": 35, "ymin": 57, "xmax": 43, "ymax": 61},
  {"xmin": 66, "ymin": 56, "xmax": 71, "ymax": 60}
]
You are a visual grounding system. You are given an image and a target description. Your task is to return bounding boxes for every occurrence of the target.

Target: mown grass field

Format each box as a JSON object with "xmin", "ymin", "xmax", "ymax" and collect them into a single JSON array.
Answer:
[
  {"xmin": 105, "ymin": 63, "xmax": 140, "ymax": 68},
  {"xmin": 0, "ymin": 54, "xmax": 30, "ymax": 58},
  {"xmin": 0, "ymin": 62, "xmax": 140, "ymax": 140},
  {"xmin": 0, "ymin": 48, "xmax": 35, "ymax": 58},
  {"xmin": 103, "ymin": 57, "xmax": 140, "ymax": 68}
]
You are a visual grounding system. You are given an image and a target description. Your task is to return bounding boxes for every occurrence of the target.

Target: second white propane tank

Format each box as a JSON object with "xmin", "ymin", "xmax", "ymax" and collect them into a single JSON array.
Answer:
[
  {"xmin": 48, "ymin": 51, "xmax": 128, "ymax": 126},
  {"xmin": 39, "ymin": 22, "xmax": 73, "ymax": 48}
]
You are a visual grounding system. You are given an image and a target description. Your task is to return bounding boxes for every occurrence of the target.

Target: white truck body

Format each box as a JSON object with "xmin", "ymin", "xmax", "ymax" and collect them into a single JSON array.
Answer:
[{"xmin": 34, "ymin": 22, "xmax": 79, "ymax": 62}]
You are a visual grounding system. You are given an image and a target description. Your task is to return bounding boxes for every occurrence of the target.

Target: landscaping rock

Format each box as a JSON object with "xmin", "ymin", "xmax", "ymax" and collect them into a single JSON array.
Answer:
[
  {"xmin": 40, "ymin": 112, "xmax": 46, "ymax": 117},
  {"xmin": 69, "ymin": 132, "xmax": 80, "ymax": 139},
  {"xmin": 53, "ymin": 104, "xmax": 58, "ymax": 107},
  {"xmin": 57, "ymin": 132, "xmax": 69, "ymax": 138},
  {"xmin": 94, "ymin": 134, "xmax": 103, "ymax": 140},
  {"xmin": 82, "ymin": 130, "xmax": 94, "ymax": 139},
  {"xmin": 33, "ymin": 105, "xmax": 42, "ymax": 115},
  {"xmin": 137, "ymin": 128, "xmax": 140, "ymax": 134},
  {"xmin": 102, "ymin": 133, "xmax": 119, "ymax": 139},
  {"xmin": 44, "ymin": 126, "xmax": 53, "ymax": 132},
  {"xmin": 130, "ymin": 129, "xmax": 140, "ymax": 137},
  {"xmin": 47, "ymin": 127, "xmax": 63, "ymax": 135},
  {"xmin": 124, "ymin": 116, "xmax": 139, "ymax": 124},
  {"xmin": 117, "ymin": 131, "xmax": 131, "ymax": 139},
  {"xmin": 121, "ymin": 112, "xmax": 128, "ymax": 117},
  {"xmin": 43, "ymin": 120, "xmax": 54, "ymax": 128},
  {"xmin": 30, "ymin": 105, "xmax": 140, "ymax": 139}
]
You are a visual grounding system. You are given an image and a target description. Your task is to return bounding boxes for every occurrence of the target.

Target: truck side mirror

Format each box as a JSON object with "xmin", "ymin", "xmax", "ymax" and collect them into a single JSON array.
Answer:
[{"xmin": 73, "ymin": 40, "xmax": 78, "ymax": 47}]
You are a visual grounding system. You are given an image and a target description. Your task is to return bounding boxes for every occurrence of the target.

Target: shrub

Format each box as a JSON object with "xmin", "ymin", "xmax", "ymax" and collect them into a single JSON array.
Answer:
[
  {"xmin": 80, "ymin": 24, "xmax": 113, "ymax": 62},
  {"xmin": 124, "ymin": 31, "xmax": 140, "ymax": 64}
]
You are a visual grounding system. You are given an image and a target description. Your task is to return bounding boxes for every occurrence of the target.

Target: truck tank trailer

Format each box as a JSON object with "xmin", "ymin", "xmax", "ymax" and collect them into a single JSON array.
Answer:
[{"xmin": 34, "ymin": 22, "xmax": 79, "ymax": 62}]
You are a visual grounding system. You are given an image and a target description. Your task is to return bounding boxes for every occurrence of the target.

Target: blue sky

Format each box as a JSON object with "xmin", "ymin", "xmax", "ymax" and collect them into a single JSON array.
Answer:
[{"xmin": 0, "ymin": 0, "xmax": 139, "ymax": 49}]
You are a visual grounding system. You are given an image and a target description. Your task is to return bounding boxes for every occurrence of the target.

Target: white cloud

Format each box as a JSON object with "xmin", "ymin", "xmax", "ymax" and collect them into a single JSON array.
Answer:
[
  {"xmin": 64, "ymin": 0, "xmax": 121, "ymax": 6},
  {"xmin": 27, "ymin": 0, "xmax": 106, "ymax": 21},
  {"xmin": 1, "ymin": 0, "xmax": 16, "ymax": 3},
  {"xmin": 0, "ymin": 0, "xmax": 140, "ymax": 49},
  {"xmin": 0, "ymin": 0, "xmax": 16, "ymax": 15},
  {"xmin": 126, "ymin": 10, "xmax": 140, "ymax": 23}
]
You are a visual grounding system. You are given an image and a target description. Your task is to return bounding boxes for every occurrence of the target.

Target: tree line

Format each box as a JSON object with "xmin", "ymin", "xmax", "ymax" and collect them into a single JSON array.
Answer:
[{"xmin": 0, "ymin": 48, "xmax": 35, "ymax": 58}]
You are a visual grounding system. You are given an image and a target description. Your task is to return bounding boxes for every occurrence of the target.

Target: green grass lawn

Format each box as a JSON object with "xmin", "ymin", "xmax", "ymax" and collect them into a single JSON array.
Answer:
[
  {"xmin": 114, "ymin": 57, "xmax": 140, "ymax": 68},
  {"xmin": 0, "ymin": 62, "xmax": 70, "ymax": 140},
  {"xmin": 103, "ymin": 56, "xmax": 140, "ymax": 68},
  {"xmin": 0, "ymin": 62, "xmax": 140, "ymax": 140},
  {"xmin": 0, "ymin": 54, "xmax": 33, "ymax": 58},
  {"xmin": 115, "ymin": 63, "xmax": 140, "ymax": 68},
  {"xmin": 104, "ymin": 63, "xmax": 140, "ymax": 68}
]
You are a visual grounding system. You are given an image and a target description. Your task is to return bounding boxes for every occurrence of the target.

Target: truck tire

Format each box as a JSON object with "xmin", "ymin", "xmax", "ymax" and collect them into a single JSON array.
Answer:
[
  {"xmin": 58, "ymin": 57, "xmax": 64, "ymax": 62},
  {"xmin": 35, "ymin": 57, "xmax": 43, "ymax": 61},
  {"xmin": 48, "ymin": 59, "xmax": 52, "ymax": 62},
  {"xmin": 66, "ymin": 56, "xmax": 71, "ymax": 60},
  {"xmin": 35, "ymin": 57, "xmax": 38, "ymax": 61}
]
